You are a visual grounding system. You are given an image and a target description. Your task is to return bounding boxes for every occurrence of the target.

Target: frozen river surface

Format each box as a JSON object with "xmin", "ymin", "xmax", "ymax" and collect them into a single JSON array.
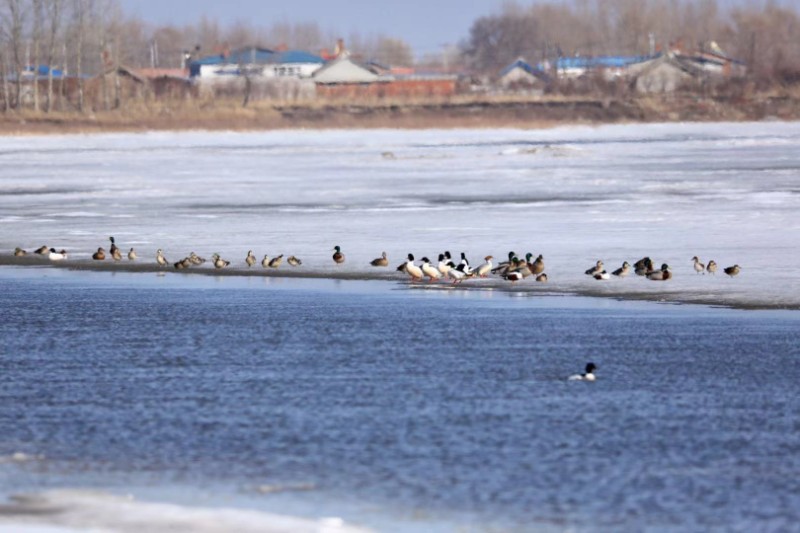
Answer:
[{"xmin": 1, "ymin": 122, "xmax": 799, "ymax": 307}]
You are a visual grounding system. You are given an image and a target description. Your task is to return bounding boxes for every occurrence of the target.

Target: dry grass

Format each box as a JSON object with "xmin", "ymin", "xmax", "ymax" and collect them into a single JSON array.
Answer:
[{"xmin": 1, "ymin": 90, "xmax": 798, "ymax": 136}]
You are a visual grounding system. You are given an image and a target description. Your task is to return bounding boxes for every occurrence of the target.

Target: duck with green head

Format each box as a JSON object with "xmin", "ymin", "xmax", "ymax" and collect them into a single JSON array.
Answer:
[{"xmin": 332, "ymin": 246, "xmax": 345, "ymax": 264}]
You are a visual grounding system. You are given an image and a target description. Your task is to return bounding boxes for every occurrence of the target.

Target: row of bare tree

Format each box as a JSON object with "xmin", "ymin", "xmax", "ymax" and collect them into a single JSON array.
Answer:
[
  {"xmin": 0, "ymin": 0, "xmax": 417, "ymax": 111},
  {"xmin": 462, "ymin": 0, "xmax": 800, "ymax": 84},
  {"xmin": 2, "ymin": 0, "xmax": 799, "ymax": 113}
]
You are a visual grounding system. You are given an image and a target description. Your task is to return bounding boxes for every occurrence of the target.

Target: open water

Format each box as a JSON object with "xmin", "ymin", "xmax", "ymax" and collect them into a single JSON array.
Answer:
[{"xmin": 1, "ymin": 267, "xmax": 798, "ymax": 531}]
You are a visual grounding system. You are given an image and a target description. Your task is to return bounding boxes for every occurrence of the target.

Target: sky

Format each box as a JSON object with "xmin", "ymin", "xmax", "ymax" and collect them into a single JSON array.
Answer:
[{"xmin": 119, "ymin": 0, "xmax": 508, "ymax": 56}]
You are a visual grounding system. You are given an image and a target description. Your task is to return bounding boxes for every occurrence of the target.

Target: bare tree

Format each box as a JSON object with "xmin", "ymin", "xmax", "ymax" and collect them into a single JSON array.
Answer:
[
  {"xmin": 3, "ymin": 0, "xmax": 26, "ymax": 109},
  {"xmin": 72, "ymin": 0, "xmax": 87, "ymax": 111},
  {"xmin": 31, "ymin": 0, "xmax": 42, "ymax": 110},
  {"xmin": 44, "ymin": 0, "xmax": 61, "ymax": 112}
]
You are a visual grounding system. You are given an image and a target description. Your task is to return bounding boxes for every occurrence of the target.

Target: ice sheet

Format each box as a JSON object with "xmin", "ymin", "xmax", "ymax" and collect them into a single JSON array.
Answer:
[{"xmin": 1, "ymin": 123, "xmax": 798, "ymax": 308}]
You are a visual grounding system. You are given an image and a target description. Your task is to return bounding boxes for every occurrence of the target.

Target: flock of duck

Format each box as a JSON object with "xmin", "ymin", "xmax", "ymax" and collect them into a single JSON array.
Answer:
[{"xmin": 11, "ymin": 237, "xmax": 743, "ymax": 284}]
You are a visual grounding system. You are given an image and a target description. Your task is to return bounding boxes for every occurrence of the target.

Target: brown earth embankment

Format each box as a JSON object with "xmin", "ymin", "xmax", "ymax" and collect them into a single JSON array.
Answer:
[{"xmin": 1, "ymin": 93, "xmax": 798, "ymax": 135}]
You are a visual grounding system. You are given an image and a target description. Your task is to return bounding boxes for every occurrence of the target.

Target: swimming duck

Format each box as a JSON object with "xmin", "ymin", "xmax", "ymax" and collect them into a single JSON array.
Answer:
[
  {"xmin": 724, "ymin": 264, "xmax": 741, "ymax": 277},
  {"xmin": 34, "ymin": 245, "xmax": 49, "ymax": 255},
  {"xmin": 332, "ymin": 246, "xmax": 345, "ymax": 264},
  {"xmin": 92, "ymin": 247, "xmax": 106, "ymax": 260},
  {"xmin": 404, "ymin": 253, "xmax": 424, "ymax": 281},
  {"xmin": 585, "ymin": 260, "xmax": 604, "ymax": 276},
  {"xmin": 48, "ymin": 248, "xmax": 67, "ymax": 261},
  {"xmin": 446, "ymin": 262, "xmax": 469, "ymax": 284},
  {"xmin": 269, "ymin": 255, "xmax": 283, "ymax": 268},
  {"xmin": 261, "ymin": 255, "xmax": 270, "ymax": 268},
  {"xmin": 612, "ymin": 261, "xmax": 630, "ymax": 277},
  {"xmin": 156, "ymin": 249, "xmax": 168, "ymax": 267},
  {"xmin": 213, "ymin": 254, "xmax": 230, "ymax": 269},
  {"xmin": 536, "ymin": 273, "xmax": 548, "ymax": 282},
  {"xmin": 287, "ymin": 256, "xmax": 302, "ymax": 266},
  {"xmin": 14, "ymin": 247, "xmax": 27, "ymax": 256},
  {"xmin": 707, "ymin": 260, "xmax": 718, "ymax": 275},
  {"xmin": 189, "ymin": 252, "xmax": 206, "ymax": 265},
  {"xmin": 128, "ymin": 248, "xmax": 137, "ymax": 261},
  {"xmin": 475, "ymin": 256, "xmax": 494, "ymax": 278},
  {"xmin": 647, "ymin": 263, "xmax": 672, "ymax": 281},
  {"xmin": 568, "ymin": 362, "xmax": 597, "ymax": 382},
  {"xmin": 692, "ymin": 256, "xmax": 705, "ymax": 274},
  {"xmin": 421, "ymin": 257, "xmax": 441, "ymax": 282},
  {"xmin": 370, "ymin": 252, "xmax": 389, "ymax": 267},
  {"xmin": 245, "ymin": 251, "xmax": 256, "ymax": 267}
]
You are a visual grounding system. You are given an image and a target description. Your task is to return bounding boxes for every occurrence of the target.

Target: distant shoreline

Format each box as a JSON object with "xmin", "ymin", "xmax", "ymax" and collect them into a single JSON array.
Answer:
[
  {"xmin": 2, "ymin": 256, "xmax": 797, "ymax": 312},
  {"xmin": 1, "ymin": 93, "xmax": 798, "ymax": 135}
]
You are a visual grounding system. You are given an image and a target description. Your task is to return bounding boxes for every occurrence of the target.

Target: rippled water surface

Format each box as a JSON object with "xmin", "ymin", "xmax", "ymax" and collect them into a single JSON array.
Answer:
[{"xmin": 1, "ymin": 268, "xmax": 799, "ymax": 531}]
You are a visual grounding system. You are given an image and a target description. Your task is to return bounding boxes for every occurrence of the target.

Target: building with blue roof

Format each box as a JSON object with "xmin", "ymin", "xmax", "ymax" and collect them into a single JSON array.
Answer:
[
  {"xmin": 541, "ymin": 55, "xmax": 654, "ymax": 79},
  {"xmin": 189, "ymin": 46, "xmax": 325, "ymax": 81},
  {"xmin": 498, "ymin": 58, "xmax": 551, "ymax": 89}
]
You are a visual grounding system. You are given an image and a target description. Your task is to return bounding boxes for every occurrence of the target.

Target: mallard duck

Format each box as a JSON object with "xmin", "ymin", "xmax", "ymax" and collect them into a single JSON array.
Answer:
[
  {"xmin": 128, "ymin": 248, "xmax": 137, "ymax": 261},
  {"xmin": 724, "ymin": 264, "xmax": 741, "ymax": 277},
  {"xmin": 245, "ymin": 250, "xmax": 256, "ymax": 267},
  {"xmin": 530, "ymin": 254, "xmax": 545, "ymax": 275},
  {"xmin": 585, "ymin": 260, "xmax": 604, "ymax": 276},
  {"xmin": 332, "ymin": 246, "xmax": 345, "ymax": 264},
  {"xmin": 513, "ymin": 258, "xmax": 533, "ymax": 279},
  {"xmin": 634, "ymin": 257, "xmax": 653, "ymax": 276},
  {"xmin": 287, "ymin": 255, "xmax": 302, "ymax": 266},
  {"xmin": 503, "ymin": 261, "xmax": 528, "ymax": 282},
  {"xmin": 404, "ymin": 253, "xmax": 423, "ymax": 281},
  {"xmin": 647, "ymin": 263, "xmax": 672, "ymax": 281},
  {"xmin": 92, "ymin": 247, "xmax": 106, "ymax": 260},
  {"xmin": 269, "ymin": 255, "xmax": 283, "ymax": 268},
  {"xmin": 475, "ymin": 256, "xmax": 493, "ymax": 278},
  {"xmin": 692, "ymin": 256, "xmax": 705, "ymax": 274},
  {"xmin": 536, "ymin": 273, "xmax": 548, "ymax": 282},
  {"xmin": 707, "ymin": 260, "xmax": 718, "ymax": 275},
  {"xmin": 568, "ymin": 363, "xmax": 597, "ymax": 382},
  {"xmin": 420, "ymin": 257, "xmax": 441, "ymax": 282},
  {"xmin": 109, "ymin": 236, "xmax": 120, "ymax": 258},
  {"xmin": 48, "ymin": 248, "xmax": 67, "ymax": 261},
  {"xmin": 34, "ymin": 245, "xmax": 49, "ymax": 255},
  {"xmin": 14, "ymin": 247, "xmax": 27, "ymax": 256},
  {"xmin": 612, "ymin": 261, "xmax": 630, "ymax": 277},
  {"xmin": 492, "ymin": 251, "xmax": 517, "ymax": 275},
  {"xmin": 370, "ymin": 252, "xmax": 389, "ymax": 267},
  {"xmin": 156, "ymin": 249, "xmax": 168, "ymax": 267}
]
